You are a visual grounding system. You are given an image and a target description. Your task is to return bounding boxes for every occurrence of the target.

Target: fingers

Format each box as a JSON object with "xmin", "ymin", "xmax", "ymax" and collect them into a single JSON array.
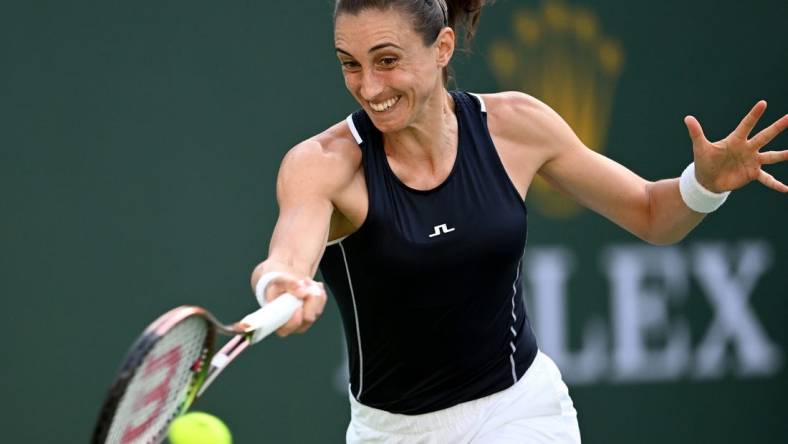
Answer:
[
  {"xmin": 276, "ymin": 279, "xmax": 327, "ymax": 337},
  {"xmin": 733, "ymin": 100, "xmax": 767, "ymax": 140},
  {"xmin": 684, "ymin": 115, "xmax": 707, "ymax": 146},
  {"xmin": 757, "ymin": 169, "xmax": 788, "ymax": 193},
  {"xmin": 750, "ymin": 114, "xmax": 788, "ymax": 150},
  {"xmin": 758, "ymin": 150, "xmax": 788, "ymax": 165},
  {"xmin": 296, "ymin": 281, "xmax": 327, "ymax": 334}
]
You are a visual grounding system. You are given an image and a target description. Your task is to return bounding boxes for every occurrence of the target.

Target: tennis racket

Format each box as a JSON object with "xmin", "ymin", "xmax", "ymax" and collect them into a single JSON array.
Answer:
[{"xmin": 91, "ymin": 294, "xmax": 302, "ymax": 444}]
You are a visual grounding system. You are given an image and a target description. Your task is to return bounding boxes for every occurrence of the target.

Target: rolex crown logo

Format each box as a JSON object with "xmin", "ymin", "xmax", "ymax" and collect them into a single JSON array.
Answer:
[{"xmin": 488, "ymin": 0, "xmax": 624, "ymax": 218}]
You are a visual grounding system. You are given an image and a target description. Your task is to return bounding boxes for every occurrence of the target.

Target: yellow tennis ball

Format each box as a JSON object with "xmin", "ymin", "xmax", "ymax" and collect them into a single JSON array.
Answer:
[{"xmin": 168, "ymin": 411, "xmax": 232, "ymax": 444}]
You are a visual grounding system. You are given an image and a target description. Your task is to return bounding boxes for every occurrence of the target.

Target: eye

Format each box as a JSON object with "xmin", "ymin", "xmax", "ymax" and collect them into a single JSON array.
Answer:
[
  {"xmin": 378, "ymin": 56, "xmax": 398, "ymax": 68},
  {"xmin": 341, "ymin": 60, "xmax": 361, "ymax": 71}
]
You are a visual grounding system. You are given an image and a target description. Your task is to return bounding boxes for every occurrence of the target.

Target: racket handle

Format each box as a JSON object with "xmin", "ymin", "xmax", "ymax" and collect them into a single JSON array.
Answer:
[{"xmin": 241, "ymin": 293, "xmax": 303, "ymax": 344}]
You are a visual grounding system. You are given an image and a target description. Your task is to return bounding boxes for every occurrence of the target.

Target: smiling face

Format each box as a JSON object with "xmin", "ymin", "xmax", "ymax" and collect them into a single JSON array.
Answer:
[{"xmin": 334, "ymin": 7, "xmax": 454, "ymax": 133}]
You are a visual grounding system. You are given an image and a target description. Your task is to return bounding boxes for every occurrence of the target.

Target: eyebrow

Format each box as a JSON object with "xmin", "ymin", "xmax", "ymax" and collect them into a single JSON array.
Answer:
[{"xmin": 335, "ymin": 42, "xmax": 403, "ymax": 56}]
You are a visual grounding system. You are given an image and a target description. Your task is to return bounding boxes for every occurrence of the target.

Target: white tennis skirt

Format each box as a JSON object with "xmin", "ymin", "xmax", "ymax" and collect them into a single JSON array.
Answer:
[{"xmin": 346, "ymin": 351, "xmax": 581, "ymax": 443}]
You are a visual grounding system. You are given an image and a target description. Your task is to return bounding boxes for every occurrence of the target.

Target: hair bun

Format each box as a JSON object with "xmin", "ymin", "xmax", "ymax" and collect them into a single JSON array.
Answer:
[{"xmin": 445, "ymin": 0, "xmax": 491, "ymax": 45}]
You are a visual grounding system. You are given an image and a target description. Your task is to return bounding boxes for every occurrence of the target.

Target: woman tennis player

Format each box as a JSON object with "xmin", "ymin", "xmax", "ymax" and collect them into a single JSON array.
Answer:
[{"xmin": 249, "ymin": 0, "xmax": 788, "ymax": 442}]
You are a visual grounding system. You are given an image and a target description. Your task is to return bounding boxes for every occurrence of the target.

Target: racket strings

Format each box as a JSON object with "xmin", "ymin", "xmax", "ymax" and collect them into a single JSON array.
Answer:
[{"xmin": 105, "ymin": 316, "xmax": 208, "ymax": 444}]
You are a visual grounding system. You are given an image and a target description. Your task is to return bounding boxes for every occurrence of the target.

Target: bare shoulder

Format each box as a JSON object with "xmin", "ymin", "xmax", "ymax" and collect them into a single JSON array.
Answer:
[
  {"xmin": 475, "ymin": 91, "xmax": 585, "ymax": 169},
  {"xmin": 478, "ymin": 91, "xmax": 571, "ymax": 144},
  {"xmin": 476, "ymin": 90, "xmax": 546, "ymax": 116},
  {"xmin": 277, "ymin": 119, "xmax": 362, "ymax": 198}
]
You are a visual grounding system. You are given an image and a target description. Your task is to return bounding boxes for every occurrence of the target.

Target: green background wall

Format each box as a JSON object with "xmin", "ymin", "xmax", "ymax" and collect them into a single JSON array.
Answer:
[{"xmin": 2, "ymin": 0, "xmax": 786, "ymax": 442}]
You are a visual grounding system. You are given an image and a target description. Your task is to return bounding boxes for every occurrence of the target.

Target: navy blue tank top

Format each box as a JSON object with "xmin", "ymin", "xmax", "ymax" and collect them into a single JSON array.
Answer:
[{"xmin": 319, "ymin": 91, "xmax": 537, "ymax": 414}]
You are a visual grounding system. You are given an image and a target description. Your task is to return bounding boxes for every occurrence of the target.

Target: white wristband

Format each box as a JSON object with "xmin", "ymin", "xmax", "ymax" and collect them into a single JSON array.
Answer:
[
  {"xmin": 255, "ymin": 272, "xmax": 285, "ymax": 308},
  {"xmin": 679, "ymin": 162, "xmax": 730, "ymax": 213}
]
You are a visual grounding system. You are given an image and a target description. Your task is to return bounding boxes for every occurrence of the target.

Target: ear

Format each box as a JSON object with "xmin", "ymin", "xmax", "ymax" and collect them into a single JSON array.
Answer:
[{"xmin": 435, "ymin": 27, "xmax": 455, "ymax": 68}]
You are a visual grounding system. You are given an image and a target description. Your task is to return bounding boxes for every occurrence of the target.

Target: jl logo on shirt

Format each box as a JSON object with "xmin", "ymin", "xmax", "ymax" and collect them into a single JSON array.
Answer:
[{"xmin": 429, "ymin": 223, "xmax": 456, "ymax": 238}]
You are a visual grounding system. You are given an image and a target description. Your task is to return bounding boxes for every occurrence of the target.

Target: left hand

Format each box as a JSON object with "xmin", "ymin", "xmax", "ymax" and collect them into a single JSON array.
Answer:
[{"xmin": 684, "ymin": 100, "xmax": 788, "ymax": 193}]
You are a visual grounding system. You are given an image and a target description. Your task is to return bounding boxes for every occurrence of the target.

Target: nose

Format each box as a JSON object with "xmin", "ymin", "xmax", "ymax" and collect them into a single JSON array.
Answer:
[{"xmin": 359, "ymin": 69, "xmax": 384, "ymax": 102}]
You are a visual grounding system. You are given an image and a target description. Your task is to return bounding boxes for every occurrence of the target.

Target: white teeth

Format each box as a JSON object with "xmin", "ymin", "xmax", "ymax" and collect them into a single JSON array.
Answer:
[{"xmin": 370, "ymin": 96, "xmax": 400, "ymax": 112}]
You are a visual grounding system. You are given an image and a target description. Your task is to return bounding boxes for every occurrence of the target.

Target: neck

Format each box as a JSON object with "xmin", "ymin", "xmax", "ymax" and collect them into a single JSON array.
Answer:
[{"xmin": 382, "ymin": 89, "xmax": 457, "ymax": 172}]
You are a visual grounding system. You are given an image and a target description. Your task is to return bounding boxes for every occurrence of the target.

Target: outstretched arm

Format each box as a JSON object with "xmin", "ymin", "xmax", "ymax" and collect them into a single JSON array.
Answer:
[
  {"xmin": 537, "ymin": 118, "xmax": 704, "ymax": 245},
  {"xmin": 251, "ymin": 136, "xmax": 358, "ymax": 336},
  {"xmin": 499, "ymin": 93, "xmax": 787, "ymax": 244}
]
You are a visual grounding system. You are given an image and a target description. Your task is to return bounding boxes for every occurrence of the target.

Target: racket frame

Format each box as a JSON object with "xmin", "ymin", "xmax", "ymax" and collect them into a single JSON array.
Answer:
[
  {"xmin": 93, "ymin": 295, "xmax": 302, "ymax": 444},
  {"xmin": 92, "ymin": 306, "xmax": 220, "ymax": 444}
]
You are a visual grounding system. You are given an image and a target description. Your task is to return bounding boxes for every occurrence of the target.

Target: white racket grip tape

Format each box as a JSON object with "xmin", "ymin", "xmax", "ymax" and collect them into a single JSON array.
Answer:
[{"xmin": 242, "ymin": 293, "xmax": 303, "ymax": 344}]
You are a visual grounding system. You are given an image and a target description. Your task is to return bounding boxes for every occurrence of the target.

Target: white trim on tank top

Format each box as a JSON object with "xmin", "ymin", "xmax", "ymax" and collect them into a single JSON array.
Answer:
[
  {"xmin": 326, "ymin": 235, "xmax": 349, "ymax": 246},
  {"xmin": 346, "ymin": 114, "xmax": 363, "ymax": 144},
  {"xmin": 339, "ymin": 241, "xmax": 365, "ymax": 400},
  {"xmin": 508, "ymin": 260, "xmax": 522, "ymax": 383},
  {"xmin": 468, "ymin": 92, "xmax": 487, "ymax": 113}
]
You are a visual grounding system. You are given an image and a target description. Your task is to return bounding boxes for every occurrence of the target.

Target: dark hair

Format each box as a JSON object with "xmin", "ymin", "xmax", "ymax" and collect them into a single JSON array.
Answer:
[{"xmin": 334, "ymin": 0, "xmax": 491, "ymax": 84}]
